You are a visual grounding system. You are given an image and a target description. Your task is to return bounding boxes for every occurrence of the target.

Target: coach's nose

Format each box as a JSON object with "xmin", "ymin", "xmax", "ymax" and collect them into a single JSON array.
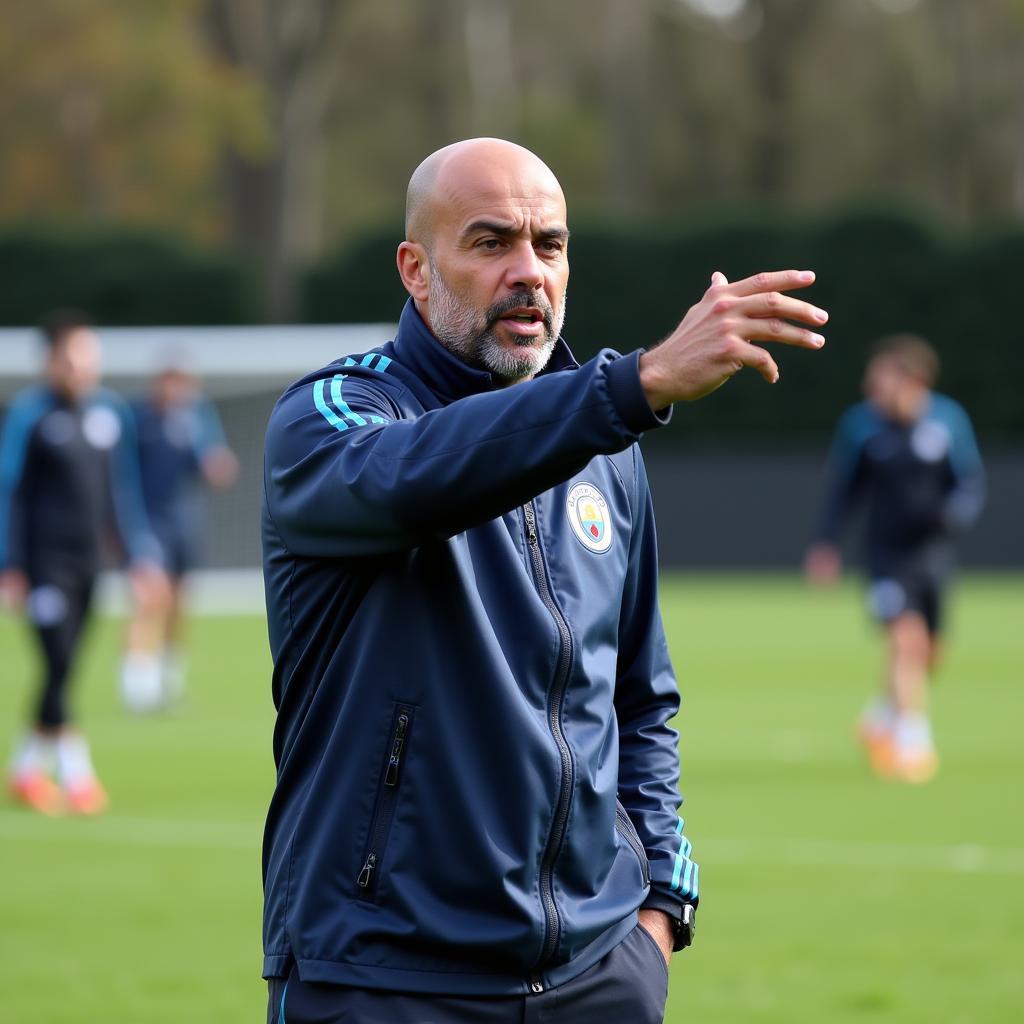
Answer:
[{"xmin": 504, "ymin": 241, "xmax": 545, "ymax": 292}]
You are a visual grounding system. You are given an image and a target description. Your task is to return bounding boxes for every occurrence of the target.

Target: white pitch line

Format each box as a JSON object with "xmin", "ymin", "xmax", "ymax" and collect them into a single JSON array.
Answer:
[{"xmin": 2, "ymin": 811, "xmax": 1024, "ymax": 877}]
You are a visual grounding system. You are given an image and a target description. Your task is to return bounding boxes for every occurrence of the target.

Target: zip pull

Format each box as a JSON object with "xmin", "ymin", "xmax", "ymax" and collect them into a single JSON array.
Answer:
[
  {"xmin": 357, "ymin": 852, "xmax": 377, "ymax": 889},
  {"xmin": 524, "ymin": 503, "xmax": 538, "ymax": 544},
  {"xmin": 384, "ymin": 714, "xmax": 409, "ymax": 786}
]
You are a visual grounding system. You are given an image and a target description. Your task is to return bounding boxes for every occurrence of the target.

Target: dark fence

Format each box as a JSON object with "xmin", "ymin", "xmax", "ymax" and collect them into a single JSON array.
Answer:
[{"xmin": 643, "ymin": 449, "xmax": 1023, "ymax": 570}]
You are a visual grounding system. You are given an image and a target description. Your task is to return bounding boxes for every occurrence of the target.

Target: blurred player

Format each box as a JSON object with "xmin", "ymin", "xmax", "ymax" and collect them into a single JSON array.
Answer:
[
  {"xmin": 120, "ymin": 359, "xmax": 238, "ymax": 712},
  {"xmin": 806, "ymin": 335, "xmax": 985, "ymax": 782},
  {"xmin": 0, "ymin": 312, "xmax": 166, "ymax": 814}
]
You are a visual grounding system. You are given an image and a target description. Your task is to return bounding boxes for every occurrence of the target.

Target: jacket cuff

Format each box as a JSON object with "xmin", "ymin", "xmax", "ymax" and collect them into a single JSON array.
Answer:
[
  {"xmin": 604, "ymin": 350, "xmax": 672, "ymax": 434},
  {"xmin": 642, "ymin": 891, "xmax": 695, "ymax": 917}
]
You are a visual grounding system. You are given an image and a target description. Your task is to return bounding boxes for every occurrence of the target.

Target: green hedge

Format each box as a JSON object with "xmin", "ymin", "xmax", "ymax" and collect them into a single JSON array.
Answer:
[
  {"xmin": 0, "ymin": 226, "xmax": 256, "ymax": 327},
  {"xmin": 305, "ymin": 206, "xmax": 1022, "ymax": 441}
]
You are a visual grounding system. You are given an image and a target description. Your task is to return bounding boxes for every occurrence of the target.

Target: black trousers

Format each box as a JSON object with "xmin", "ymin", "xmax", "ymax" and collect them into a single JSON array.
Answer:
[
  {"xmin": 26, "ymin": 569, "xmax": 95, "ymax": 729},
  {"xmin": 266, "ymin": 924, "xmax": 670, "ymax": 1024}
]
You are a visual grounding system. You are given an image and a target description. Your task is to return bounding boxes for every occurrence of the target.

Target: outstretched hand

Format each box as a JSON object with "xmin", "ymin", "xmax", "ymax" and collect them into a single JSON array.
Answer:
[{"xmin": 638, "ymin": 270, "xmax": 828, "ymax": 409}]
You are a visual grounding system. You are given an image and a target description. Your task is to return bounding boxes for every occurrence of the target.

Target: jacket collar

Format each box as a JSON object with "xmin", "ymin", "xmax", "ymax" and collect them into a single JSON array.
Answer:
[{"xmin": 391, "ymin": 299, "xmax": 577, "ymax": 404}]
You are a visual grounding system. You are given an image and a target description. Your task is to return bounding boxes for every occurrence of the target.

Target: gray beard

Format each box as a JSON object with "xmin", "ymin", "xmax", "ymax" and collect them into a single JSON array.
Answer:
[{"xmin": 427, "ymin": 259, "xmax": 565, "ymax": 385}]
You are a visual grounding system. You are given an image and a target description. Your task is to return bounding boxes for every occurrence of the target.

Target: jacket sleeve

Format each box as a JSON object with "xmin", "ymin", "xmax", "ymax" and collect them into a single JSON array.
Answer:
[
  {"xmin": 264, "ymin": 349, "xmax": 669, "ymax": 557},
  {"xmin": 0, "ymin": 393, "xmax": 47, "ymax": 572},
  {"xmin": 816, "ymin": 406, "xmax": 869, "ymax": 545},
  {"xmin": 613, "ymin": 448, "xmax": 698, "ymax": 914},
  {"xmin": 107, "ymin": 395, "xmax": 163, "ymax": 567},
  {"xmin": 940, "ymin": 400, "xmax": 986, "ymax": 533}
]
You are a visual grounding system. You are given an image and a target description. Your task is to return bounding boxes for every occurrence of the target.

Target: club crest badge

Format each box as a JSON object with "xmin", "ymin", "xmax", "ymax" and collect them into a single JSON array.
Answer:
[{"xmin": 566, "ymin": 482, "xmax": 612, "ymax": 553}]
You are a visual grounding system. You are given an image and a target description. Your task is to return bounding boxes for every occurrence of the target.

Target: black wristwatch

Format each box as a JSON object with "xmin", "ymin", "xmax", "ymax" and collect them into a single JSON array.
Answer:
[{"xmin": 673, "ymin": 903, "xmax": 696, "ymax": 950}]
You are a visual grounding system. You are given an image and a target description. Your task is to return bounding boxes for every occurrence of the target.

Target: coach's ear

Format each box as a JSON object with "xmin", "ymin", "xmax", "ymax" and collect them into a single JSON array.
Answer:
[{"xmin": 397, "ymin": 241, "xmax": 431, "ymax": 303}]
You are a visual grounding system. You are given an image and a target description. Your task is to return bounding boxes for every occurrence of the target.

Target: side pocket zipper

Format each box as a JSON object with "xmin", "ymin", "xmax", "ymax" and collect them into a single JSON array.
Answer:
[
  {"xmin": 615, "ymin": 800, "xmax": 651, "ymax": 887},
  {"xmin": 356, "ymin": 704, "xmax": 414, "ymax": 900}
]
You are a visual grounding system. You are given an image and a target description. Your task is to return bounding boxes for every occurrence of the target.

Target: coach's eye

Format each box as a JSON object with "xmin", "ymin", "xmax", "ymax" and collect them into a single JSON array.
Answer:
[{"xmin": 479, "ymin": 238, "xmax": 503, "ymax": 251}]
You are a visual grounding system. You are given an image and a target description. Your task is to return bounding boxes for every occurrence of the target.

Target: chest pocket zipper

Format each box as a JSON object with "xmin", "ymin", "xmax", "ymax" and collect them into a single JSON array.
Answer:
[
  {"xmin": 615, "ymin": 800, "xmax": 651, "ymax": 887},
  {"xmin": 356, "ymin": 704, "xmax": 415, "ymax": 900}
]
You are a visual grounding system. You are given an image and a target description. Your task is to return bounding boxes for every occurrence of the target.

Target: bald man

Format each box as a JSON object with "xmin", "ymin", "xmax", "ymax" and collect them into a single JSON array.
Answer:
[{"xmin": 260, "ymin": 139, "xmax": 827, "ymax": 1023}]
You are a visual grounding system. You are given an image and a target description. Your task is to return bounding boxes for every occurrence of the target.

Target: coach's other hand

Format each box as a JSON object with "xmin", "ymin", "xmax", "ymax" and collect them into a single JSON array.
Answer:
[{"xmin": 639, "ymin": 270, "xmax": 827, "ymax": 409}]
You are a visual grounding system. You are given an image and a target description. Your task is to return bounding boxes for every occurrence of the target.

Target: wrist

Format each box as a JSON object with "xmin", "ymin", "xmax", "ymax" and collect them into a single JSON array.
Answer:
[{"xmin": 638, "ymin": 351, "xmax": 672, "ymax": 411}]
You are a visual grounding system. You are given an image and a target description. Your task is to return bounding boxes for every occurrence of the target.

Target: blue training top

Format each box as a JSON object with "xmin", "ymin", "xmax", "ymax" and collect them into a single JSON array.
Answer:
[
  {"xmin": 132, "ymin": 393, "xmax": 226, "ymax": 530},
  {"xmin": 0, "ymin": 385, "xmax": 160, "ymax": 576},
  {"xmin": 816, "ymin": 394, "xmax": 985, "ymax": 561}
]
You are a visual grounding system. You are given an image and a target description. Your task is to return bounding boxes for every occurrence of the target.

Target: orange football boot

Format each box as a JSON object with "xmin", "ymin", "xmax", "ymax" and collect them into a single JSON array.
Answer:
[
  {"xmin": 64, "ymin": 777, "xmax": 110, "ymax": 816},
  {"xmin": 9, "ymin": 772, "xmax": 64, "ymax": 815}
]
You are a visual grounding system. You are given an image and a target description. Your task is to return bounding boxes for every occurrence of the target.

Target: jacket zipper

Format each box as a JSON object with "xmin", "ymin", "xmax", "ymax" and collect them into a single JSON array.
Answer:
[
  {"xmin": 615, "ymin": 800, "xmax": 651, "ymax": 887},
  {"xmin": 356, "ymin": 705, "xmax": 413, "ymax": 899},
  {"xmin": 523, "ymin": 500, "xmax": 575, "ymax": 993}
]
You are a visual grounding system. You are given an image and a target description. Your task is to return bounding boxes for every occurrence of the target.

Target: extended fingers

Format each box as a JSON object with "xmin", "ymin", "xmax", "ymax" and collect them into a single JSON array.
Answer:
[
  {"xmin": 745, "ymin": 317, "xmax": 825, "ymax": 349},
  {"xmin": 735, "ymin": 291, "xmax": 828, "ymax": 326},
  {"xmin": 727, "ymin": 269, "xmax": 816, "ymax": 298}
]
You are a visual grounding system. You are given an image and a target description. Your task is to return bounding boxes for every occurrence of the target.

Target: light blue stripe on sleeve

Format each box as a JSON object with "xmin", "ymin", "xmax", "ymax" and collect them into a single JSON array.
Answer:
[
  {"xmin": 330, "ymin": 375, "xmax": 366, "ymax": 427},
  {"xmin": 374, "ymin": 355, "xmax": 391, "ymax": 372},
  {"xmin": 360, "ymin": 353, "xmax": 378, "ymax": 367},
  {"xmin": 313, "ymin": 379, "xmax": 348, "ymax": 431},
  {"xmin": 671, "ymin": 851, "xmax": 685, "ymax": 891},
  {"xmin": 670, "ymin": 816, "xmax": 690, "ymax": 892},
  {"xmin": 681, "ymin": 858, "xmax": 696, "ymax": 896},
  {"xmin": 342, "ymin": 357, "xmax": 358, "ymax": 367}
]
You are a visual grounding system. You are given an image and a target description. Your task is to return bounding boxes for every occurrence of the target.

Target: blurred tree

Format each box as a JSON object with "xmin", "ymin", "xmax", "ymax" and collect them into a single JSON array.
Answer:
[
  {"xmin": 204, "ymin": 0, "xmax": 349, "ymax": 319},
  {"xmin": 0, "ymin": 0, "xmax": 265, "ymax": 241}
]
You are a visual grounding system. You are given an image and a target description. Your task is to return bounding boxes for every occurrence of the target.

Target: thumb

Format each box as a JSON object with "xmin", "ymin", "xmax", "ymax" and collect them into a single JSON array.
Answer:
[{"xmin": 710, "ymin": 271, "xmax": 729, "ymax": 287}]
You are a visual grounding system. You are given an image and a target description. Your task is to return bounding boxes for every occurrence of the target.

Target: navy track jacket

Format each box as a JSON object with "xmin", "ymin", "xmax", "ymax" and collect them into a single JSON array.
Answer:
[{"xmin": 261, "ymin": 301, "xmax": 698, "ymax": 996}]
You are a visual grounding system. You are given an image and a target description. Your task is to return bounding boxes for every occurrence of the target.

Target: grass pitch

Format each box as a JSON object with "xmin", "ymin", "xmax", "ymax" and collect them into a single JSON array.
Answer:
[{"xmin": 1, "ymin": 574, "xmax": 1021, "ymax": 1023}]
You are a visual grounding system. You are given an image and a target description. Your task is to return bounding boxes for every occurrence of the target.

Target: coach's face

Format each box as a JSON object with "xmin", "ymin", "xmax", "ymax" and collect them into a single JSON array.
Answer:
[{"xmin": 398, "ymin": 140, "xmax": 570, "ymax": 385}]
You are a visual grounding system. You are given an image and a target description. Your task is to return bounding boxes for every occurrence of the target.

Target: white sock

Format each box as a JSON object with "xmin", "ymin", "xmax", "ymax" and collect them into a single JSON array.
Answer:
[
  {"xmin": 120, "ymin": 652, "xmax": 164, "ymax": 713},
  {"xmin": 55, "ymin": 732, "xmax": 96, "ymax": 786},
  {"xmin": 894, "ymin": 712, "xmax": 934, "ymax": 755},
  {"xmin": 10, "ymin": 731, "xmax": 56, "ymax": 780}
]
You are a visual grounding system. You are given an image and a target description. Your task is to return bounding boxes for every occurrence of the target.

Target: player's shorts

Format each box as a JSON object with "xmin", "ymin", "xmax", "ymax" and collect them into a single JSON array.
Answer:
[
  {"xmin": 152, "ymin": 517, "xmax": 202, "ymax": 580},
  {"xmin": 866, "ymin": 543, "xmax": 954, "ymax": 635}
]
